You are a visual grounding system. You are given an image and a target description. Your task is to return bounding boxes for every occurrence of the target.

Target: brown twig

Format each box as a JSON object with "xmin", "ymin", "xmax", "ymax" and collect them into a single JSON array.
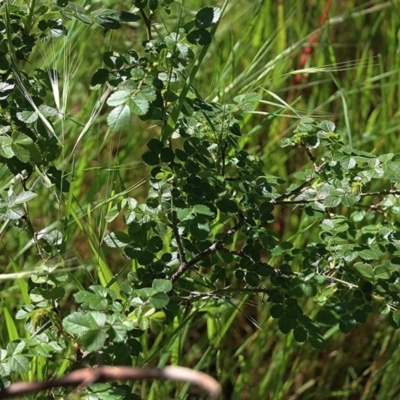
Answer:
[
  {"xmin": 20, "ymin": 178, "xmax": 44, "ymax": 259},
  {"xmin": 171, "ymin": 181, "xmax": 187, "ymax": 266},
  {"xmin": 359, "ymin": 189, "xmax": 400, "ymax": 198},
  {"xmin": 0, "ymin": 365, "xmax": 221, "ymax": 400},
  {"xmin": 171, "ymin": 215, "xmax": 245, "ymax": 283},
  {"xmin": 271, "ymin": 162, "xmax": 326, "ymax": 204},
  {"xmin": 171, "ymin": 286, "xmax": 274, "ymax": 303},
  {"xmin": 139, "ymin": 8, "xmax": 153, "ymax": 41},
  {"xmin": 21, "ymin": 210, "xmax": 43, "ymax": 259},
  {"xmin": 271, "ymin": 185, "xmax": 400, "ymax": 206}
]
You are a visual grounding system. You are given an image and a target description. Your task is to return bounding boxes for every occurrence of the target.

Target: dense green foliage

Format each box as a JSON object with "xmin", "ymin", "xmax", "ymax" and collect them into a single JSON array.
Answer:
[{"xmin": 1, "ymin": 0, "xmax": 400, "ymax": 399}]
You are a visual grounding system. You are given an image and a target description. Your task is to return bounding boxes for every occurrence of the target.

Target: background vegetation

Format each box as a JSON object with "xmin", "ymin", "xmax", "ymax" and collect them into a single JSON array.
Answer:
[{"xmin": 1, "ymin": 0, "xmax": 400, "ymax": 399}]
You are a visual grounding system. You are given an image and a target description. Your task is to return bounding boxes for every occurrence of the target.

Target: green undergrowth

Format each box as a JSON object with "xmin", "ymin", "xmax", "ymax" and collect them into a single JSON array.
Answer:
[{"xmin": 1, "ymin": 0, "xmax": 400, "ymax": 399}]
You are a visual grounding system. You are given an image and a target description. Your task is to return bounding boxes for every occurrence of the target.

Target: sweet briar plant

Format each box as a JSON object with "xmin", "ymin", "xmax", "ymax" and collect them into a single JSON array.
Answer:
[{"xmin": 1, "ymin": 0, "xmax": 400, "ymax": 398}]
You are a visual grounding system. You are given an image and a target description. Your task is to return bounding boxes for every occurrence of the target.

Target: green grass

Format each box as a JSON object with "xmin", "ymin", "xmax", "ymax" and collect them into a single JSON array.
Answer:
[{"xmin": 1, "ymin": 0, "xmax": 400, "ymax": 399}]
